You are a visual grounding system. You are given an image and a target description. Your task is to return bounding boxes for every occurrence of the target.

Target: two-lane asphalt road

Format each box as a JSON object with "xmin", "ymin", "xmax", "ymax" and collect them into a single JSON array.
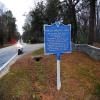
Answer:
[
  {"xmin": 0, "ymin": 45, "xmax": 17, "ymax": 68},
  {"xmin": 0, "ymin": 43, "xmax": 43, "ymax": 71}
]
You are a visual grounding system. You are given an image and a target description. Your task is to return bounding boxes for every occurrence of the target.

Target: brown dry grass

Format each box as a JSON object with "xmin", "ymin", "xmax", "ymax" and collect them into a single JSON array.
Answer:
[{"xmin": 0, "ymin": 48, "xmax": 100, "ymax": 100}]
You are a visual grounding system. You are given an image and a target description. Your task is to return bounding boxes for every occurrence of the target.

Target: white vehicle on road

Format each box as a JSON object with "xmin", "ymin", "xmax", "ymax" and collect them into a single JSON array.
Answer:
[{"xmin": 16, "ymin": 41, "xmax": 23, "ymax": 55}]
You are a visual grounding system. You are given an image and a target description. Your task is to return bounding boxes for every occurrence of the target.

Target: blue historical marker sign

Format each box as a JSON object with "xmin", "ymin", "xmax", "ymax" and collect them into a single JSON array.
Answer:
[
  {"xmin": 44, "ymin": 22, "xmax": 72, "ymax": 90},
  {"xmin": 44, "ymin": 22, "xmax": 72, "ymax": 55}
]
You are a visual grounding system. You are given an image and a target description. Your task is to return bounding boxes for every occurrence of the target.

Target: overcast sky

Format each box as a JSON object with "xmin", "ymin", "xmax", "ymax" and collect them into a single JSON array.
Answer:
[
  {"xmin": 0, "ymin": 0, "xmax": 42, "ymax": 34},
  {"xmin": 0, "ymin": 0, "xmax": 100, "ymax": 34}
]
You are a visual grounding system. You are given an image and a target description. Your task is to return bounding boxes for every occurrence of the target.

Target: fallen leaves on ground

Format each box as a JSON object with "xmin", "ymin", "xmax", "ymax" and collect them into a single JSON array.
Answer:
[{"xmin": 0, "ymin": 51, "xmax": 100, "ymax": 100}]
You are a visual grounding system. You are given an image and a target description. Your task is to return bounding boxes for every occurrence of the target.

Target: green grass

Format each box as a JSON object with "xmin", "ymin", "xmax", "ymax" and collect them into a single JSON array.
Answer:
[
  {"xmin": 0, "ymin": 48, "xmax": 45, "ymax": 100},
  {"xmin": 78, "ymin": 66, "xmax": 97, "ymax": 81},
  {"xmin": 32, "ymin": 48, "xmax": 47, "ymax": 85},
  {"xmin": 0, "ymin": 50, "xmax": 100, "ymax": 99},
  {"xmin": 34, "ymin": 62, "xmax": 46, "ymax": 84},
  {"xmin": 0, "ymin": 68, "xmax": 32, "ymax": 99},
  {"xmin": 32, "ymin": 48, "xmax": 44, "ymax": 56},
  {"xmin": 32, "ymin": 47, "xmax": 48, "ymax": 92},
  {"xmin": 93, "ymin": 83, "xmax": 100, "ymax": 98},
  {"xmin": 77, "ymin": 63, "xmax": 100, "ymax": 99}
]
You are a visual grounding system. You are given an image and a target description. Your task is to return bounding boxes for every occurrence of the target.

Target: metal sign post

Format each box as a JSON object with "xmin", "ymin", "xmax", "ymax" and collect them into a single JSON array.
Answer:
[
  {"xmin": 56, "ymin": 54, "xmax": 61, "ymax": 90},
  {"xmin": 44, "ymin": 22, "xmax": 72, "ymax": 90}
]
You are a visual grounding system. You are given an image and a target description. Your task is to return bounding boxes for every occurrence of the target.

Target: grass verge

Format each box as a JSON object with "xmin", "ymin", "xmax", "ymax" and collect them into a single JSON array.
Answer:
[
  {"xmin": 0, "ymin": 49, "xmax": 100, "ymax": 100},
  {"xmin": 32, "ymin": 48, "xmax": 44, "ymax": 56}
]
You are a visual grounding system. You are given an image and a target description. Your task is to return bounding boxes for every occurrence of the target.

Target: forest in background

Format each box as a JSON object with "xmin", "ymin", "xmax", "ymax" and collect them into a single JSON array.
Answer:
[
  {"xmin": 23, "ymin": 0, "xmax": 100, "ymax": 45},
  {"xmin": 0, "ymin": 2, "xmax": 19, "ymax": 46},
  {"xmin": 0, "ymin": 0, "xmax": 100, "ymax": 46}
]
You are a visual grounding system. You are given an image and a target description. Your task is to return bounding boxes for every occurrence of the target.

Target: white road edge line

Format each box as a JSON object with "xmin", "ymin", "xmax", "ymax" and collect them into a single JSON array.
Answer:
[{"xmin": 0, "ymin": 53, "xmax": 17, "ymax": 71}]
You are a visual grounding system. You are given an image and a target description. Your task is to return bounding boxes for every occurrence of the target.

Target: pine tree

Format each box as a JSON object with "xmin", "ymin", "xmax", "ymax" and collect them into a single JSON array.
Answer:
[{"xmin": 45, "ymin": 0, "xmax": 60, "ymax": 24}]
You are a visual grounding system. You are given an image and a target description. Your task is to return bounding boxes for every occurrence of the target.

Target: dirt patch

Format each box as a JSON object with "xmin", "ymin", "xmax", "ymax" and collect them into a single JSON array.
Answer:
[{"xmin": 0, "ymin": 51, "xmax": 100, "ymax": 100}]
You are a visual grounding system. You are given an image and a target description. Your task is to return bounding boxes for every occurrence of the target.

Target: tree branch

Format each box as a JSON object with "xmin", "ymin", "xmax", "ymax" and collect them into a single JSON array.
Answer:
[{"xmin": 74, "ymin": 0, "xmax": 80, "ymax": 5}]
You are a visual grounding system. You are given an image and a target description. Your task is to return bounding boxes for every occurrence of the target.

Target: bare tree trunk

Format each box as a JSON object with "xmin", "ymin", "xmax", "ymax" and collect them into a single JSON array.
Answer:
[
  {"xmin": 88, "ymin": 0, "xmax": 96, "ymax": 45},
  {"xmin": 69, "ymin": 5, "xmax": 77, "ymax": 43},
  {"xmin": 72, "ymin": 6, "xmax": 77, "ymax": 43}
]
